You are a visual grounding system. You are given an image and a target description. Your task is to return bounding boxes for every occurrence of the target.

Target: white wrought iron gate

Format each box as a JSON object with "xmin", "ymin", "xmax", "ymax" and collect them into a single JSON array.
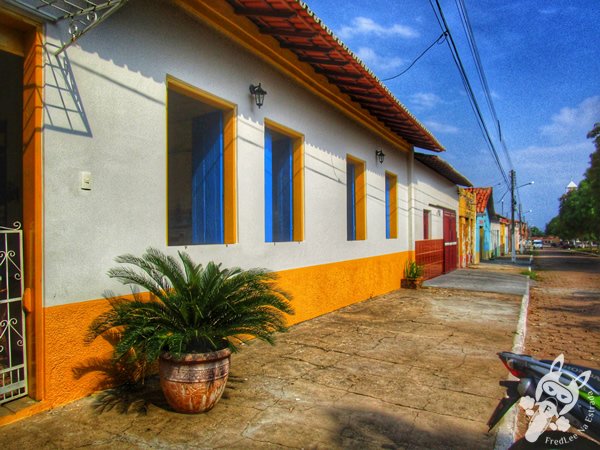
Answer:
[{"xmin": 0, "ymin": 222, "xmax": 27, "ymax": 404}]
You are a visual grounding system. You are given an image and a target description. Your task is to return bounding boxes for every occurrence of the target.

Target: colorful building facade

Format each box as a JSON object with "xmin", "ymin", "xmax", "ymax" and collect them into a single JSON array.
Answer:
[
  {"xmin": 412, "ymin": 153, "xmax": 471, "ymax": 279},
  {"xmin": 0, "ymin": 0, "xmax": 465, "ymax": 421},
  {"xmin": 458, "ymin": 187, "xmax": 476, "ymax": 267},
  {"xmin": 465, "ymin": 187, "xmax": 495, "ymax": 262}
]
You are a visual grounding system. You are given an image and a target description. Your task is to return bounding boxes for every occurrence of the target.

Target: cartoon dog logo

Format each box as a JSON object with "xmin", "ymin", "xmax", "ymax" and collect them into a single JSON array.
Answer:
[{"xmin": 519, "ymin": 354, "xmax": 591, "ymax": 442}]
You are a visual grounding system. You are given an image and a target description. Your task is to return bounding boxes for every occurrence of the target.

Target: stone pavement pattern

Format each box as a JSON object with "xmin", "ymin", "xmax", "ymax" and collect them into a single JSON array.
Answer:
[
  {"xmin": 0, "ymin": 287, "xmax": 521, "ymax": 449},
  {"xmin": 525, "ymin": 248, "xmax": 600, "ymax": 366},
  {"xmin": 512, "ymin": 248, "xmax": 600, "ymax": 447}
]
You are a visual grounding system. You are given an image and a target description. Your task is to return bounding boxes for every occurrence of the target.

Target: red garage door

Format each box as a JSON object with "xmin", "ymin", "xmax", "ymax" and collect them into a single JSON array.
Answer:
[{"xmin": 443, "ymin": 210, "xmax": 458, "ymax": 273}]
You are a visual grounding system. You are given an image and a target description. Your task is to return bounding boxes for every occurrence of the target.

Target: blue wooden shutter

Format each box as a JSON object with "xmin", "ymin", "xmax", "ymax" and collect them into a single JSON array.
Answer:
[
  {"xmin": 347, "ymin": 160, "xmax": 356, "ymax": 240},
  {"xmin": 385, "ymin": 175, "xmax": 391, "ymax": 239},
  {"xmin": 192, "ymin": 111, "xmax": 223, "ymax": 244},
  {"xmin": 265, "ymin": 129, "xmax": 273, "ymax": 242},
  {"xmin": 265, "ymin": 130, "xmax": 293, "ymax": 242},
  {"xmin": 273, "ymin": 137, "xmax": 292, "ymax": 241}
]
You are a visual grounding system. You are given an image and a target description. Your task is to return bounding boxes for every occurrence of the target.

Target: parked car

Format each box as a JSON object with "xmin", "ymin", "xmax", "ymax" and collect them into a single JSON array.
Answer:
[{"xmin": 533, "ymin": 239, "xmax": 543, "ymax": 249}]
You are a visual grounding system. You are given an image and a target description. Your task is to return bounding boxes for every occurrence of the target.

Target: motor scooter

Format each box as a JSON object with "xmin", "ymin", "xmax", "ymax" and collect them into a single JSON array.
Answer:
[{"xmin": 488, "ymin": 352, "xmax": 600, "ymax": 444}]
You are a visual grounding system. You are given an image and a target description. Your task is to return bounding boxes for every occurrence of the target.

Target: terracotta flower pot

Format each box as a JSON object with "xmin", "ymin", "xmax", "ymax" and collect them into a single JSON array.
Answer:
[
  {"xmin": 401, "ymin": 277, "xmax": 423, "ymax": 289},
  {"xmin": 159, "ymin": 347, "xmax": 231, "ymax": 413}
]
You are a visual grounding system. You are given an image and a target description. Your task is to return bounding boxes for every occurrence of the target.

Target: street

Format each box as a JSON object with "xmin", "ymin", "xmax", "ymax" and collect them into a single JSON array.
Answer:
[{"xmin": 525, "ymin": 248, "xmax": 600, "ymax": 367}]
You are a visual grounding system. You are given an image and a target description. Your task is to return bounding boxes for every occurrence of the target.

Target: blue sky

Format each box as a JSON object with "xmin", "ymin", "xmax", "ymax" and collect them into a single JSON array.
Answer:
[{"xmin": 306, "ymin": 0, "xmax": 600, "ymax": 229}]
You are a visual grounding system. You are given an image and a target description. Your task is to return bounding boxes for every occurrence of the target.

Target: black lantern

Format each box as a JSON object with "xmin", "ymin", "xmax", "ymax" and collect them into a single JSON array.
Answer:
[
  {"xmin": 249, "ymin": 83, "xmax": 267, "ymax": 108},
  {"xmin": 375, "ymin": 149, "xmax": 385, "ymax": 164}
]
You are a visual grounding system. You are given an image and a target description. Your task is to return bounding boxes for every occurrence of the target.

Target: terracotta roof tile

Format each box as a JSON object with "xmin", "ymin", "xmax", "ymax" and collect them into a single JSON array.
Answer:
[
  {"xmin": 226, "ymin": 0, "xmax": 444, "ymax": 151},
  {"xmin": 464, "ymin": 187, "xmax": 495, "ymax": 215}
]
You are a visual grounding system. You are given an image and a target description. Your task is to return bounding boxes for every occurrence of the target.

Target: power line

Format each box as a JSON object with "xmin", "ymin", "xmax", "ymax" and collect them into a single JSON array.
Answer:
[
  {"xmin": 455, "ymin": 0, "xmax": 514, "ymax": 171},
  {"xmin": 429, "ymin": 0, "xmax": 510, "ymax": 188},
  {"xmin": 381, "ymin": 32, "xmax": 447, "ymax": 81}
]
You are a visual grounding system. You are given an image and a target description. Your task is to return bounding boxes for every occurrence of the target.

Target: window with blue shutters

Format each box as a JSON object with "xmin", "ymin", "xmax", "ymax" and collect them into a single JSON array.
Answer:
[
  {"xmin": 191, "ymin": 112, "xmax": 224, "ymax": 244},
  {"xmin": 347, "ymin": 160, "xmax": 356, "ymax": 240},
  {"xmin": 265, "ymin": 128, "xmax": 293, "ymax": 242},
  {"xmin": 385, "ymin": 172, "xmax": 398, "ymax": 239},
  {"xmin": 167, "ymin": 80, "xmax": 236, "ymax": 246},
  {"xmin": 346, "ymin": 155, "xmax": 366, "ymax": 241}
]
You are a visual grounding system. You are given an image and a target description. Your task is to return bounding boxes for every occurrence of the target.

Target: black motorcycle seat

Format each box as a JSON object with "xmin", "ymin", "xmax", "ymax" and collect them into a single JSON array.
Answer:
[{"xmin": 544, "ymin": 361, "xmax": 600, "ymax": 392}]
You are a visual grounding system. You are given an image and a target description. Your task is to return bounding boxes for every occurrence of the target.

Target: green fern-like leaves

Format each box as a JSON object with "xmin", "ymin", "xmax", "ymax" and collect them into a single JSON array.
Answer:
[{"xmin": 88, "ymin": 248, "xmax": 294, "ymax": 366}]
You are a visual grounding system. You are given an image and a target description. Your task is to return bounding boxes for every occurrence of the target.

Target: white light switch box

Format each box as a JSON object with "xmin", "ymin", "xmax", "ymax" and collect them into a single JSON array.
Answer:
[{"xmin": 80, "ymin": 171, "xmax": 92, "ymax": 190}]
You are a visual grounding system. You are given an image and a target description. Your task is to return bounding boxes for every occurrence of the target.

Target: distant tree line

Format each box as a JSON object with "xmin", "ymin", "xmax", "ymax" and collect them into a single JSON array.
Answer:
[
  {"xmin": 545, "ymin": 122, "xmax": 600, "ymax": 241},
  {"xmin": 529, "ymin": 226, "xmax": 544, "ymax": 237}
]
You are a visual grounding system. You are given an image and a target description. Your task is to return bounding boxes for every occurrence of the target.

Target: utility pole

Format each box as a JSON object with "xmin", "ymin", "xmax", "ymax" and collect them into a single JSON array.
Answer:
[{"xmin": 511, "ymin": 170, "xmax": 516, "ymax": 263}]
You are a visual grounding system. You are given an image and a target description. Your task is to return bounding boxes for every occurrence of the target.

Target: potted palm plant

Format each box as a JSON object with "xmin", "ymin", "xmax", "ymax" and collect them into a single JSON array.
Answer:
[
  {"xmin": 88, "ymin": 248, "xmax": 294, "ymax": 414},
  {"xmin": 401, "ymin": 259, "xmax": 424, "ymax": 289}
]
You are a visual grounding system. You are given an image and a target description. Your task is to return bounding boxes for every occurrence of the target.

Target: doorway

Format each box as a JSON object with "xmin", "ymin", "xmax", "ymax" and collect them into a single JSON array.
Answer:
[
  {"xmin": 0, "ymin": 11, "xmax": 44, "ymax": 404},
  {"xmin": 479, "ymin": 225, "xmax": 484, "ymax": 261},
  {"xmin": 443, "ymin": 209, "xmax": 457, "ymax": 273},
  {"xmin": 0, "ymin": 48, "xmax": 27, "ymax": 404}
]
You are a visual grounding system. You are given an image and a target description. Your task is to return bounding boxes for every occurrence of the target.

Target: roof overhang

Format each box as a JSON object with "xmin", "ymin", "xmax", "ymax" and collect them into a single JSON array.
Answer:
[
  {"xmin": 414, "ymin": 152, "xmax": 472, "ymax": 186},
  {"xmin": 173, "ymin": 0, "xmax": 444, "ymax": 152}
]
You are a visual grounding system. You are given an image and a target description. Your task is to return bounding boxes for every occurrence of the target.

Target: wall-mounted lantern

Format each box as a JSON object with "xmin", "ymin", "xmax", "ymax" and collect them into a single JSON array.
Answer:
[
  {"xmin": 375, "ymin": 149, "xmax": 385, "ymax": 164},
  {"xmin": 249, "ymin": 83, "xmax": 267, "ymax": 108}
]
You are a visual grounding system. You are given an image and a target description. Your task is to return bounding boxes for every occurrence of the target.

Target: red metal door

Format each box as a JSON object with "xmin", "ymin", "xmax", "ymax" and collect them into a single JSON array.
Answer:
[{"xmin": 443, "ymin": 210, "xmax": 457, "ymax": 273}]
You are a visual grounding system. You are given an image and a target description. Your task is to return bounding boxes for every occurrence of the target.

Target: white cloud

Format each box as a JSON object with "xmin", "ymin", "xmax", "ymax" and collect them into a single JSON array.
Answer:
[
  {"xmin": 539, "ymin": 96, "xmax": 600, "ymax": 142},
  {"xmin": 506, "ymin": 140, "xmax": 594, "ymax": 226},
  {"xmin": 410, "ymin": 92, "xmax": 442, "ymax": 110},
  {"xmin": 355, "ymin": 47, "xmax": 404, "ymax": 72},
  {"xmin": 511, "ymin": 141, "xmax": 593, "ymax": 186},
  {"xmin": 424, "ymin": 120, "xmax": 459, "ymax": 134},
  {"xmin": 511, "ymin": 141, "xmax": 594, "ymax": 169},
  {"xmin": 338, "ymin": 17, "xmax": 419, "ymax": 40}
]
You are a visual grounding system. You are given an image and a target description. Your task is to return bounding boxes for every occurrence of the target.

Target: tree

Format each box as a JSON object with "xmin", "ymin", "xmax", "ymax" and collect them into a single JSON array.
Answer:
[
  {"xmin": 545, "ymin": 216, "xmax": 561, "ymax": 237},
  {"xmin": 529, "ymin": 226, "xmax": 544, "ymax": 237},
  {"xmin": 545, "ymin": 122, "xmax": 599, "ymax": 240},
  {"xmin": 557, "ymin": 180, "xmax": 596, "ymax": 241},
  {"xmin": 585, "ymin": 122, "xmax": 600, "ymax": 236}
]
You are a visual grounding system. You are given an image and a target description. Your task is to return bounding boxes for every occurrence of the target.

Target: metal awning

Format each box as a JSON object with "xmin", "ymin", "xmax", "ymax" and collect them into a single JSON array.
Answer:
[{"xmin": 4, "ymin": 0, "xmax": 128, "ymax": 54}]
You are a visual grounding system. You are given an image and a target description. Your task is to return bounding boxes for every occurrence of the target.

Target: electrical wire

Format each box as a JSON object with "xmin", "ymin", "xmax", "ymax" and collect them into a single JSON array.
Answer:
[
  {"xmin": 455, "ymin": 0, "xmax": 514, "ymax": 171},
  {"xmin": 428, "ymin": 0, "xmax": 510, "ymax": 189},
  {"xmin": 381, "ymin": 32, "xmax": 447, "ymax": 81}
]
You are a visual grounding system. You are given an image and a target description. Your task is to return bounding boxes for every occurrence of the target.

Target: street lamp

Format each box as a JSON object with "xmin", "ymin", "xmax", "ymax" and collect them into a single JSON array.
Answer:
[
  {"xmin": 497, "ymin": 181, "xmax": 534, "ymax": 204},
  {"xmin": 518, "ymin": 181, "xmax": 534, "ymax": 189},
  {"xmin": 509, "ymin": 174, "xmax": 534, "ymax": 263}
]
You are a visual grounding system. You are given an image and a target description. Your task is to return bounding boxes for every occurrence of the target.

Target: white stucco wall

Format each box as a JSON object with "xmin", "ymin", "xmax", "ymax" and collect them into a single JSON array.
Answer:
[
  {"xmin": 412, "ymin": 160, "xmax": 459, "ymax": 240},
  {"xmin": 41, "ymin": 0, "xmax": 418, "ymax": 307}
]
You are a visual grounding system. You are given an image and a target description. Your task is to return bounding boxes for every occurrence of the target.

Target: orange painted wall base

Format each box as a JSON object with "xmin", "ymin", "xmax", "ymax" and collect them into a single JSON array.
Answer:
[{"xmin": 0, "ymin": 250, "xmax": 412, "ymax": 426}]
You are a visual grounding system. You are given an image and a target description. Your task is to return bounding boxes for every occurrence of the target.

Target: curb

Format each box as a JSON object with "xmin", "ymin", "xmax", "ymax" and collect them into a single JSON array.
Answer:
[
  {"xmin": 569, "ymin": 249, "xmax": 600, "ymax": 257},
  {"xmin": 494, "ymin": 255, "xmax": 532, "ymax": 450}
]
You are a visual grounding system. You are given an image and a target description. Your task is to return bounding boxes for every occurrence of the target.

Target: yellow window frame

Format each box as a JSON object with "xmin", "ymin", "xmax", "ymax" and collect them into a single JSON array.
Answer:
[
  {"xmin": 347, "ymin": 154, "xmax": 367, "ymax": 240},
  {"xmin": 385, "ymin": 171, "xmax": 398, "ymax": 239},
  {"xmin": 264, "ymin": 118, "xmax": 305, "ymax": 242},
  {"xmin": 166, "ymin": 75, "xmax": 238, "ymax": 244}
]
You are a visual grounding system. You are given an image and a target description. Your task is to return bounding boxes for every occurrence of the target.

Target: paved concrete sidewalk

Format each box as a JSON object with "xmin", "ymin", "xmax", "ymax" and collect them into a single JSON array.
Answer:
[
  {"xmin": 0, "ymin": 286, "xmax": 521, "ymax": 449},
  {"xmin": 423, "ymin": 262, "xmax": 529, "ymax": 296}
]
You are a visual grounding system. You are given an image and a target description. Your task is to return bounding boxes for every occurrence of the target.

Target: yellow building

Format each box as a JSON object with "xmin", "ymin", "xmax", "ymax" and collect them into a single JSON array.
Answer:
[
  {"xmin": 458, "ymin": 188, "xmax": 477, "ymax": 266},
  {"xmin": 499, "ymin": 217, "xmax": 510, "ymax": 256}
]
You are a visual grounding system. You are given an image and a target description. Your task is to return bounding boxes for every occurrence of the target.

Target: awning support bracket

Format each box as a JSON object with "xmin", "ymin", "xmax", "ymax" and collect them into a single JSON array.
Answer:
[{"xmin": 5, "ymin": 0, "xmax": 129, "ymax": 55}]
